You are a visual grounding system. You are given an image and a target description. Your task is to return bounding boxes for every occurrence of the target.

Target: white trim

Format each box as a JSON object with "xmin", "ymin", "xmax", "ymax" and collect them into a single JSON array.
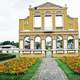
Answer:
[
  {"xmin": 20, "ymin": 30, "xmax": 31, "ymax": 32},
  {"xmin": 20, "ymin": 30, "xmax": 78, "ymax": 33}
]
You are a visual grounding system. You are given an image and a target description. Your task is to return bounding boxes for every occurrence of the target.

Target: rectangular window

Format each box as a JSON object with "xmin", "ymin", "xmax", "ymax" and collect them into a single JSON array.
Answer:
[
  {"xmin": 55, "ymin": 15, "xmax": 63, "ymax": 27},
  {"xmin": 33, "ymin": 16, "xmax": 41, "ymax": 28},
  {"xmin": 44, "ymin": 15, "xmax": 52, "ymax": 31}
]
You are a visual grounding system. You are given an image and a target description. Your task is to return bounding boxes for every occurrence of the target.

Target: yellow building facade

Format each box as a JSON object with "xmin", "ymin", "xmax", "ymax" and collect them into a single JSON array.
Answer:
[{"xmin": 19, "ymin": 2, "xmax": 79, "ymax": 55}]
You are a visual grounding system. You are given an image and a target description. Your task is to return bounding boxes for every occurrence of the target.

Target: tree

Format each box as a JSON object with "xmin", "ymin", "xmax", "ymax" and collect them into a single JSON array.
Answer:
[
  {"xmin": 0, "ymin": 41, "xmax": 19, "ymax": 48},
  {"xmin": 0, "ymin": 41, "xmax": 11, "ymax": 45}
]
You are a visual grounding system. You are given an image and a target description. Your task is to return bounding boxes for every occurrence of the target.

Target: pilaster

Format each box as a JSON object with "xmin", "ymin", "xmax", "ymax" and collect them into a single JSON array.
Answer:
[{"xmin": 63, "ymin": 35, "xmax": 67, "ymax": 53}]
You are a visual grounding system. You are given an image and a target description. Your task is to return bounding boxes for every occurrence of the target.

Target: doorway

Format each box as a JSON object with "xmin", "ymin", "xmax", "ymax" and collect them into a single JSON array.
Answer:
[{"xmin": 45, "ymin": 36, "xmax": 52, "ymax": 57}]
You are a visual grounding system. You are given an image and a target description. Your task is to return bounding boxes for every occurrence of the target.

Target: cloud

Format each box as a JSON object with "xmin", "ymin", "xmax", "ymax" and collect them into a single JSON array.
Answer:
[
  {"xmin": 0, "ymin": 0, "xmax": 27, "ymax": 42},
  {"xmin": 0, "ymin": 0, "xmax": 80, "ymax": 42}
]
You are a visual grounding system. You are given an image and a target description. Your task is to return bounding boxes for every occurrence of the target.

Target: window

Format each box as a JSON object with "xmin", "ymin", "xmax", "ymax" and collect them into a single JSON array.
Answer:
[
  {"xmin": 33, "ymin": 16, "xmax": 41, "ymax": 28},
  {"xmin": 55, "ymin": 15, "xmax": 63, "ymax": 27},
  {"xmin": 44, "ymin": 16, "xmax": 52, "ymax": 31}
]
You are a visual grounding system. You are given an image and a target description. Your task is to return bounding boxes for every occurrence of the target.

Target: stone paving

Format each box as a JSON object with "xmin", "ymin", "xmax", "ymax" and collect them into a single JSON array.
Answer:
[{"xmin": 32, "ymin": 58, "xmax": 68, "ymax": 80}]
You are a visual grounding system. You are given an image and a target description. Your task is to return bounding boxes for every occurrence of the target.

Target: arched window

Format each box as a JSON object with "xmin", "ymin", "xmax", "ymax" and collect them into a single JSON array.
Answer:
[
  {"xmin": 46, "ymin": 36, "xmax": 52, "ymax": 49},
  {"xmin": 24, "ymin": 36, "xmax": 30, "ymax": 49},
  {"xmin": 67, "ymin": 36, "xmax": 74, "ymax": 49},
  {"xmin": 56, "ymin": 36, "xmax": 63, "ymax": 49},
  {"xmin": 34, "ymin": 36, "xmax": 41, "ymax": 49}
]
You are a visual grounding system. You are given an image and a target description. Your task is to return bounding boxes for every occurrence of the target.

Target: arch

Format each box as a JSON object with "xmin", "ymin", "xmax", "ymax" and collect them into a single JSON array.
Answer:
[
  {"xmin": 35, "ymin": 11, "xmax": 41, "ymax": 16},
  {"xmin": 56, "ymin": 35, "xmax": 63, "ymax": 49},
  {"xmin": 45, "ymin": 11, "xmax": 52, "ymax": 16},
  {"xmin": 24, "ymin": 36, "xmax": 30, "ymax": 49},
  {"xmin": 45, "ymin": 36, "xmax": 52, "ymax": 49},
  {"xmin": 34, "ymin": 36, "xmax": 41, "ymax": 49},
  {"xmin": 67, "ymin": 35, "xmax": 74, "ymax": 49}
]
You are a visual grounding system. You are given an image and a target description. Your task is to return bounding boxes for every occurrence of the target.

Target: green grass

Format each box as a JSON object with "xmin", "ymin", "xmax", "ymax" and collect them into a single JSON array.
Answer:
[
  {"xmin": 0, "ymin": 58, "xmax": 42, "ymax": 80},
  {"xmin": 56, "ymin": 59, "xmax": 80, "ymax": 80}
]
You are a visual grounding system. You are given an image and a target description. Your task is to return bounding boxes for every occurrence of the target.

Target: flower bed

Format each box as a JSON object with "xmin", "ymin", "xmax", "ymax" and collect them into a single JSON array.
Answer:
[
  {"xmin": 60, "ymin": 56, "xmax": 80, "ymax": 73},
  {"xmin": 0, "ymin": 57, "xmax": 38, "ymax": 75}
]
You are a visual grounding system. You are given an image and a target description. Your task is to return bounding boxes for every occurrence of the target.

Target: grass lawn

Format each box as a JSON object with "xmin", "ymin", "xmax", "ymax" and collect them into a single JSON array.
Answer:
[
  {"xmin": 0, "ymin": 58, "xmax": 42, "ymax": 80},
  {"xmin": 56, "ymin": 59, "xmax": 80, "ymax": 80}
]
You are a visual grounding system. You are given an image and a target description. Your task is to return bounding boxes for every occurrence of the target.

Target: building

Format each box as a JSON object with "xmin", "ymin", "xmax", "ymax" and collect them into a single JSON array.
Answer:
[
  {"xmin": 0, "ymin": 45, "xmax": 17, "ymax": 49},
  {"xmin": 19, "ymin": 2, "xmax": 79, "ymax": 55}
]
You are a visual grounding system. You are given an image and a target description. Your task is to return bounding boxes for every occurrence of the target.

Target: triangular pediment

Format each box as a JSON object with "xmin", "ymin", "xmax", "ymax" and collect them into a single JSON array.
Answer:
[{"xmin": 34, "ymin": 2, "xmax": 63, "ymax": 9}]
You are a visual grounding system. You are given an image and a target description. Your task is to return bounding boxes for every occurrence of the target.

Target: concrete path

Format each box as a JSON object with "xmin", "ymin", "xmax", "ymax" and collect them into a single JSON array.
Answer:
[{"xmin": 32, "ymin": 58, "xmax": 68, "ymax": 80}]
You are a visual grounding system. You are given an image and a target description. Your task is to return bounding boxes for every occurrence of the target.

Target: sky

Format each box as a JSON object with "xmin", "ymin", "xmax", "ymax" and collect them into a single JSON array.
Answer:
[{"xmin": 0, "ymin": 0, "xmax": 80, "ymax": 42}]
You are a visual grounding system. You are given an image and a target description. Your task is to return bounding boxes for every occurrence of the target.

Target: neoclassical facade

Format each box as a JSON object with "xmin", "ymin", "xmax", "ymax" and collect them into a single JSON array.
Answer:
[{"xmin": 19, "ymin": 2, "xmax": 79, "ymax": 54}]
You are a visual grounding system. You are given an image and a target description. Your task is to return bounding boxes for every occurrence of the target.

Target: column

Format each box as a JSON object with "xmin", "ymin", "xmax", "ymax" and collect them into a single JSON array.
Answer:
[
  {"xmin": 52, "ymin": 13, "xmax": 55, "ymax": 30},
  {"xmin": 63, "ymin": 35, "xmax": 67, "ymax": 53},
  {"xmin": 19, "ymin": 40, "xmax": 24, "ymax": 53},
  {"xmin": 41, "ymin": 36, "xmax": 45, "ymax": 54},
  {"xmin": 41, "ymin": 12, "xmax": 44, "ymax": 31},
  {"xmin": 75, "ymin": 39, "xmax": 78, "ymax": 53},
  {"xmin": 53, "ymin": 36, "xmax": 56, "ymax": 53},
  {"xmin": 30, "ymin": 37, "xmax": 34, "ymax": 53},
  {"xmin": 64, "ymin": 40, "xmax": 67, "ymax": 53},
  {"xmin": 74, "ymin": 35, "xmax": 79, "ymax": 53},
  {"xmin": 42, "ymin": 39, "xmax": 45, "ymax": 54}
]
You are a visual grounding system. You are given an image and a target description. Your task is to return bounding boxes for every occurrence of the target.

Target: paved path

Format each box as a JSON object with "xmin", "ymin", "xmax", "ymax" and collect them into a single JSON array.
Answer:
[{"xmin": 32, "ymin": 58, "xmax": 68, "ymax": 80}]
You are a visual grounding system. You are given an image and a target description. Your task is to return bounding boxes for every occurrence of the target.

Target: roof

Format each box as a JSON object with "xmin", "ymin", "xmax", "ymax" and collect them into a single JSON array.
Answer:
[
  {"xmin": 0, "ymin": 45, "xmax": 16, "ymax": 48},
  {"xmin": 34, "ymin": 2, "xmax": 63, "ymax": 9}
]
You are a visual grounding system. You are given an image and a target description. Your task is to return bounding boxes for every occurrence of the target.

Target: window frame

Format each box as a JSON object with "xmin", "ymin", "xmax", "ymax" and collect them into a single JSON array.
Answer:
[
  {"xmin": 44, "ymin": 15, "xmax": 53, "ymax": 31},
  {"xmin": 55, "ymin": 15, "xmax": 64, "ymax": 28},
  {"xmin": 33, "ymin": 15, "xmax": 42, "ymax": 28}
]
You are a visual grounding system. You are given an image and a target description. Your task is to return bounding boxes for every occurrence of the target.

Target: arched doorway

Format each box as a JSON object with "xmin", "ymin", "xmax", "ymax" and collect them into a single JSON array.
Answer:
[
  {"xmin": 45, "ymin": 36, "xmax": 52, "ymax": 57},
  {"xmin": 56, "ymin": 35, "xmax": 63, "ymax": 49},
  {"xmin": 24, "ymin": 36, "xmax": 30, "ymax": 49},
  {"xmin": 34, "ymin": 36, "xmax": 41, "ymax": 49},
  {"xmin": 67, "ymin": 36, "xmax": 74, "ymax": 49}
]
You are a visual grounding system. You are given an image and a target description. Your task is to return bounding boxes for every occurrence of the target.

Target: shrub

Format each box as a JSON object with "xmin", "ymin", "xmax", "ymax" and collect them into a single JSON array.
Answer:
[
  {"xmin": 0, "ymin": 54, "xmax": 16, "ymax": 61},
  {"xmin": 0, "ymin": 57, "xmax": 38, "ymax": 75},
  {"xmin": 61, "ymin": 56, "xmax": 80, "ymax": 73}
]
